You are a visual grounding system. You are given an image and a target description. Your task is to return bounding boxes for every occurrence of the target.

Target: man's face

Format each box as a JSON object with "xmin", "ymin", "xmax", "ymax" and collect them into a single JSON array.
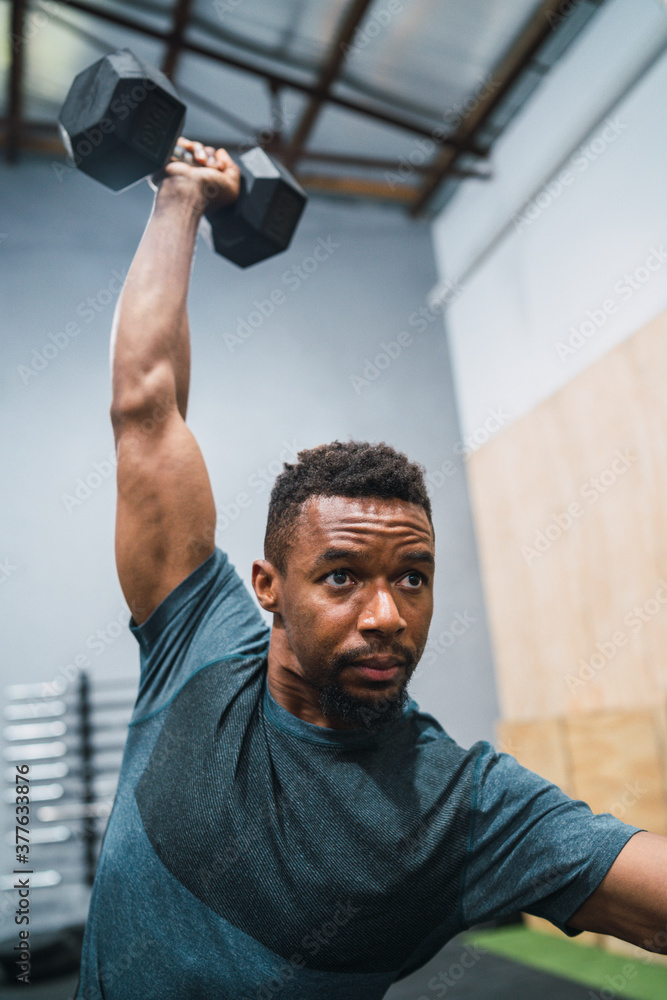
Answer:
[{"xmin": 267, "ymin": 495, "xmax": 435, "ymax": 730}]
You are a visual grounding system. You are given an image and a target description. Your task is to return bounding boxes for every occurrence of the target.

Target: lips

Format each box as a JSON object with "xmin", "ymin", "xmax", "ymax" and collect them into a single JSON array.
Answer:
[
  {"xmin": 352, "ymin": 657, "xmax": 403, "ymax": 670},
  {"xmin": 350, "ymin": 657, "xmax": 404, "ymax": 680}
]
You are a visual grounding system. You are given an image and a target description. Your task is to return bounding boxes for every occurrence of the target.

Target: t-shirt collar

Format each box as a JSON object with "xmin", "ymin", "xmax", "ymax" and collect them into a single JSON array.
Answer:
[{"xmin": 262, "ymin": 672, "xmax": 415, "ymax": 749}]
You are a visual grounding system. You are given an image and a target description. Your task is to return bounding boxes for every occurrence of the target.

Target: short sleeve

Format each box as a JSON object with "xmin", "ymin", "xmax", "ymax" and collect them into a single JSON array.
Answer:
[
  {"xmin": 460, "ymin": 744, "xmax": 643, "ymax": 934},
  {"xmin": 128, "ymin": 548, "xmax": 270, "ymax": 722}
]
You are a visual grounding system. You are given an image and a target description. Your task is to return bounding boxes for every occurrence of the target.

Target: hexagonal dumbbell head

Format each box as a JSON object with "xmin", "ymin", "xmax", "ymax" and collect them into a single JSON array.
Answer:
[
  {"xmin": 201, "ymin": 147, "xmax": 307, "ymax": 267},
  {"xmin": 58, "ymin": 49, "xmax": 186, "ymax": 191}
]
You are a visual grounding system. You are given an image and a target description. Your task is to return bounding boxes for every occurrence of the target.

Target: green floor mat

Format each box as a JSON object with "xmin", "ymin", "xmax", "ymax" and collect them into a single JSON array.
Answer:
[{"xmin": 465, "ymin": 926, "xmax": 667, "ymax": 1000}]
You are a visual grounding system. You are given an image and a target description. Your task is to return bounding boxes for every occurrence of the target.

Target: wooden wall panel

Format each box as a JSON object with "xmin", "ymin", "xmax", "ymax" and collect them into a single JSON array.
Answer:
[
  {"xmin": 497, "ymin": 718, "xmax": 572, "ymax": 794},
  {"xmin": 467, "ymin": 309, "xmax": 667, "ymax": 720},
  {"xmin": 565, "ymin": 709, "xmax": 667, "ymax": 835},
  {"xmin": 468, "ymin": 312, "xmax": 667, "ymax": 952}
]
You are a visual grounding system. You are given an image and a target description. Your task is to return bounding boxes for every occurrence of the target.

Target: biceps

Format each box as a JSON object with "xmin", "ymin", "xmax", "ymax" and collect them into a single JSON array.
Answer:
[
  {"xmin": 114, "ymin": 413, "xmax": 216, "ymax": 623},
  {"xmin": 567, "ymin": 831, "xmax": 667, "ymax": 951}
]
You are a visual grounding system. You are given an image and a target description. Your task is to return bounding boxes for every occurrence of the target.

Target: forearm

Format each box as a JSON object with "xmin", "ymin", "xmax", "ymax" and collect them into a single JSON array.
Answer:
[
  {"xmin": 110, "ymin": 177, "xmax": 206, "ymax": 423},
  {"xmin": 568, "ymin": 831, "xmax": 667, "ymax": 952}
]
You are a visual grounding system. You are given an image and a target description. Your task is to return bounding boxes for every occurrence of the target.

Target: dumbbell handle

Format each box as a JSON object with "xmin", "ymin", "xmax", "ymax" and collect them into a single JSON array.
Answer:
[{"xmin": 170, "ymin": 141, "xmax": 306, "ymax": 267}]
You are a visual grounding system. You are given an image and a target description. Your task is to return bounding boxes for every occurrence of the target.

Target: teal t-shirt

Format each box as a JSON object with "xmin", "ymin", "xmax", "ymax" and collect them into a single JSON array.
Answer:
[{"xmin": 75, "ymin": 548, "xmax": 641, "ymax": 999}]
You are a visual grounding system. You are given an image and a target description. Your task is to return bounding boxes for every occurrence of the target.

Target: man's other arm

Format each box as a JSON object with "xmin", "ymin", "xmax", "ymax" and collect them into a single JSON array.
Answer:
[
  {"xmin": 567, "ymin": 830, "xmax": 667, "ymax": 952},
  {"xmin": 110, "ymin": 142, "xmax": 240, "ymax": 625}
]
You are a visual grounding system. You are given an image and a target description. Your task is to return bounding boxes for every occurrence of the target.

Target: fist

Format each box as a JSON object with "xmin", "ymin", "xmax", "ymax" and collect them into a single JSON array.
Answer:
[{"xmin": 153, "ymin": 138, "xmax": 241, "ymax": 211}]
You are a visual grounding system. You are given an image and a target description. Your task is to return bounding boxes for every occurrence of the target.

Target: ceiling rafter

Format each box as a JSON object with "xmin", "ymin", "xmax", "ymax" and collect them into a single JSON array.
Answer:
[
  {"xmin": 112, "ymin": 0, "xmax": 461, "ymax": 126},
  {"xmin": 6, "ymin": 0, "xmax": 28, "ymax": 163},
  {"xmin": 281, "ymin": 0, "xmax": 375, "ymax": 171},
  {"xmin": 53, "ymin": 0, "xmax": 486, "ymax": 152},
  {"xmin": 410, "ymin": 0, "xmax": 601, "ymax": 216},
  {"xmin": 161, "ymin": 0, "xmax": 195, "ymax": 80},
  {"xmin": 1, "ymin": 0, "xmax": 605, "ymax": 211},
  {"xmin": 0, "ymin": 119, "xmax": 488, "ymax": 180}
]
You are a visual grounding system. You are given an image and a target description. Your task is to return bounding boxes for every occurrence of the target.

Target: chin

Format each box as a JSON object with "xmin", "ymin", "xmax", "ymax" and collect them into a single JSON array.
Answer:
[{"xmin": 319, "ymin": 678, "xmax": 410, "ymax": 731}]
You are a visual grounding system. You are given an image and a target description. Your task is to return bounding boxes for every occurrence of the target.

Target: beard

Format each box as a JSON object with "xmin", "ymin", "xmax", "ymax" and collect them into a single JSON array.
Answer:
[
  {"xmin": 318, "ymin": 678, "xmax": 410, "ymax": 731},
  {"xmin": 313, "ymin": 642, "xmax": 417, "ymax": 732}
]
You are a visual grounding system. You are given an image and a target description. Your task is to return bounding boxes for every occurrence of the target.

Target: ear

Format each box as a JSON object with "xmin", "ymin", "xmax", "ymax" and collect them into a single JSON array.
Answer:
[{"xmin": 252, "ymin": 559, "xmax": 283, "ymax": 614}]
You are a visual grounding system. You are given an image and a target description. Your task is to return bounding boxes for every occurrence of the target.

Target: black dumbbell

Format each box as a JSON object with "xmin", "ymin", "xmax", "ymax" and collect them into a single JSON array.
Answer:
[{"xmin": 57, "ymin": 48, "xmax": 307, "ymax": 267}]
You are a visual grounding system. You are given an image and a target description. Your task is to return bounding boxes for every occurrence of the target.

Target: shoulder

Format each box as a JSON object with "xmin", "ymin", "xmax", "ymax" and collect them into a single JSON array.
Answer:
[
  {"xmin": 402, "ymin": 700, "xmax": 491, "ymax": 783},
  {"xmin": 129, "ymin": 546, "xmax": 271, "ymax": 723}
]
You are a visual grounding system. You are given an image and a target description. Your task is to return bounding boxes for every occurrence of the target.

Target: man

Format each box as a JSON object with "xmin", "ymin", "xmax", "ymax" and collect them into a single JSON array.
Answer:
[{"xmin": 76, "ymin": 140, "xmax": 667, "ymax": 1000}]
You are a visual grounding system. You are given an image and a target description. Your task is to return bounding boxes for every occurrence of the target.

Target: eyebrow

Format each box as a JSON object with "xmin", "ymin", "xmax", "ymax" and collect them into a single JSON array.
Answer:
[{"xmin": 312, "ymin": 547, "xmax": 435, "ymax": 570}]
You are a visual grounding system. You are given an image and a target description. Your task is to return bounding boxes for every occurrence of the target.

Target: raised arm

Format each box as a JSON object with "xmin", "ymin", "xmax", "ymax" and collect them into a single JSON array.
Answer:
[{"xmin": 110, "ymin": 141, "xmax": 240, "ymax": 625}]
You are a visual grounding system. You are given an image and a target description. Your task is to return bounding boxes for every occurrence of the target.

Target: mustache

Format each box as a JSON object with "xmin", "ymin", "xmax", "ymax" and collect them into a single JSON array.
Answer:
[{"xmin": 331, "ymin": 641, "xmax": 416, "ymax": 674}]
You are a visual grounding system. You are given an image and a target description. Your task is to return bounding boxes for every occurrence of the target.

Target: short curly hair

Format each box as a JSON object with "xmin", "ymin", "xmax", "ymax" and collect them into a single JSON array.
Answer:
[{"xmin": 264, "ymin": 440, "xmax": 433, "ymax": 575}]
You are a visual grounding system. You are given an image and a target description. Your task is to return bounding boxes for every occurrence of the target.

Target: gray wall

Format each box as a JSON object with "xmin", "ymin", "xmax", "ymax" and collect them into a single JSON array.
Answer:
[
  {"xmin": 432, "ymin": 0, "xmax": 667, "ymax": 439},
  {"xmin": 1, "ymin": 154, "xmax": 498, "ymax": 769}
]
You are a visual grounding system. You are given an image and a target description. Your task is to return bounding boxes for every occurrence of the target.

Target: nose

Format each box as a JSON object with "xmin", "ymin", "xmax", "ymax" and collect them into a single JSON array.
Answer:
[{"xmin": 358, "ymin": 583, "xmax": 406, "ymax": 637}]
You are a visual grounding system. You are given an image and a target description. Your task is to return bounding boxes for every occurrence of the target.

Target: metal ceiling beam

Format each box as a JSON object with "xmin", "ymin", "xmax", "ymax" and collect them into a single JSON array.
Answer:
[
  {"xmin": 290, "ymin": 149, "xmax": 438, "ymax": 174},
  {"xmin": 6, "ymin": 0, "xmax": 27, "ymax": 163},
  {"xmin": 0, "ymin": 119, "xmax": 486, "ymax": 177},
  {"xmin": 410, "ymin": 0, "xmax": 599, "ymax": 216},
  {"xmin": 59, "ymin": 0, "xmax": 483, "ymax": 150},
  {"xmin": 294, "ymin": 174, "xmax": 419, "ymax": 203},
  {"xmin": 282, "ymin": 0, "xmax": 376, "ymax": 171},
  {"xmin": 188, "ymin": 9, "xmax": 447, "ymax": 124},
  {"xmin": 0, "ymin": 127, "xmax": 423, "ymax": 203},
  {"xmin": 125, "ymin": 0, "xmax": 456, "ymax": 128},
  {"xmin": 161, "ymin": 0, "xmax": 195, "ymax": 80}
]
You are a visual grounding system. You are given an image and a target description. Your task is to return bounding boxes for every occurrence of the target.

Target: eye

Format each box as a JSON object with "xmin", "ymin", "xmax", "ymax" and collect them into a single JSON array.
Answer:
[
  {"xmin": 325, "ymin": 570, "xmax": 352, "ymax": 587},
  {"xmin": 401, "ymin": 572, "xmax": 426, "ymax": 589}
]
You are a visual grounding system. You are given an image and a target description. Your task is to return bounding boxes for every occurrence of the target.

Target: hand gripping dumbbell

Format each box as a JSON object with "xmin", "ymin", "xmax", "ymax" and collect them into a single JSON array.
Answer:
[{"xmin": 57, "ymin": 48, "xmax": 307, "ymax": 267}]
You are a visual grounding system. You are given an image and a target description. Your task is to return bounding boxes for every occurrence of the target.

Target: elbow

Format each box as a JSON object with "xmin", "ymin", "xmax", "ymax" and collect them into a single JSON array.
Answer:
[{"xmin": 110, "ymin": 363, "xmax": 178, "ymax": 433}]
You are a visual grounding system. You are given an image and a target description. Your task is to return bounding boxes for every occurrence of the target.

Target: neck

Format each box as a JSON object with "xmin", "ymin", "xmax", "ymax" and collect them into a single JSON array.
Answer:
[{"xmin": 265, "ymin": 622, "xmax": 359, "ymax": 730}]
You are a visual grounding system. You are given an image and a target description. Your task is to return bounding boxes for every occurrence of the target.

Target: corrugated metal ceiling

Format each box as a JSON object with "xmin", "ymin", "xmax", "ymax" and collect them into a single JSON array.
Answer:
[{"xmin": 0, "ymin": 0, "xmax": 606, "ymax": 213}]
